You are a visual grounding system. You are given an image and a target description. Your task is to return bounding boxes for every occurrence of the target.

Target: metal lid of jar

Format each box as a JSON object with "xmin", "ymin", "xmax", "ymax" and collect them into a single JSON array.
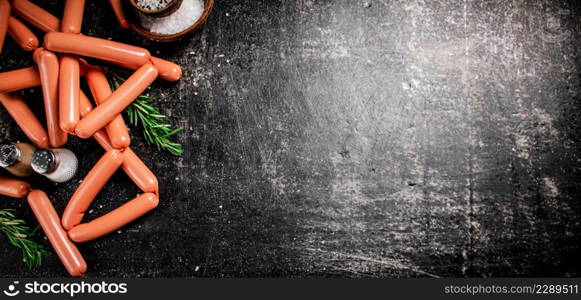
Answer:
[
  {"xmin": 0, "ymin": 144, "xmax": 21, "ymax": 168},
  {"xmin": 31, "ymin": 149, "xmax": 57, "ymax": 174}
]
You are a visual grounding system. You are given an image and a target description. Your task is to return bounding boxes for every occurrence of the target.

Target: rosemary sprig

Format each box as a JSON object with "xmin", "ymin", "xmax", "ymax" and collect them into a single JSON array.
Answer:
[
  {"xmin": 0, "ymin": 209, "xmax": 51, "ymax": 269},
  {"xmin": 108, "ymin": 71, "xmax": 184, "ymax": 156}
]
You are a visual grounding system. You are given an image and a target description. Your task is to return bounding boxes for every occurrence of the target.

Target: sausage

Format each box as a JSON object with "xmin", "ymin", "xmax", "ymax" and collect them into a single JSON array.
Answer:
[
  {"xmin": 61, "ymin": 0, "xmax": 84, "ymax": 33},
  {"xmin": 44, "ymin": 32, "xmax": 151, "ymax": 67},
  {"xmin": 75, "ymin": 63, "xmax": 157, "ymax": 138},
  {"xmin": 0, "ymin": 67, "xmax": 40, "ymax": 93},
  {"xmin": 93, "ymin": 129, "xmax": 113, "ymax": 150},
  {"xmin": 62, "ymin": 150, "xmax": 123, "ymax": 230},
  {"xmin": 78, "ymin": 58, "xmax": 89, "ymax": 77},
  {"xmin": 108, "ymin": 0, "xmax": 129, "ymax": 29},
  {"xmin": 78, "ymin": 90, "xmax": 113, "ymax": 149},
  {"xmin": 59, "ymin": 54, "xmax": 80, "ymax": 133},
  {"xmin": 150, "ymin": 57, "xmax": 182, "ymax": 82},
  {"xmin": 106, "ymin": 56, "xmax": 182, "ymax": 82},
  {"xmin": 0, "ymin": 0, "xmax": 10, "ymax": 54},
  {"xmin": 68, "ymin": 193, "xmax": 158, "ymax": 243},
  {"xmin": 7, "ymin": 16, "xmax": 38, "ymax": 51},
  {"xmin": 95, "ymin": 138, "xmax": 158, "ymax": 193},
  {"xmin": 33, "ymin": 48, "xmax": 68, "ymax": 147},
  {"xmin": 77, "ymin": 94, "xmax": 157, "ymax": 193},
  {"xmin": 86, "ymin": 65, "xmax": 130, "ymax": 149},
  {"xmin": 99, "ymin": 143, "xmax": 158, "ymax": 193},
  {"xmin": 0, "ymin": 93, "xmax": 49, "ymax": 149},
  {"xmin": 79, "ymin": 90, "xmax": 93, "ymax": 118},
  {"xmin": 11, "ymin": 0, "xmax": 60, "ymax": 33},
  {"xmin": 0, "ymin": 175, "xmax": 30, "ymax": 198},
  {"xmin": 27, "ymin": 190, "xmax": 87, "ymax": 277},
  {"xmin": 122, "ymin": 148, "xmax": 158, "ymax": 193}
]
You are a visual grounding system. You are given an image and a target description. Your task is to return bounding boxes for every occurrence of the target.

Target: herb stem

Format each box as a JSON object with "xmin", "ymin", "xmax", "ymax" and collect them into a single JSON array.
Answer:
[
  {"xmin": 108, "ymin": 70, "xmax": 184, "ymax": 156},
  {"xmin": 0, "ymin": 209, "xmax": 50, "ymax": 268}
]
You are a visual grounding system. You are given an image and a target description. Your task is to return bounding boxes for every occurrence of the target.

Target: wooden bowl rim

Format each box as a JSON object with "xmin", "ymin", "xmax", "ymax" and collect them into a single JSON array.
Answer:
[{"xmin": 126, "ymin": 0, "xmax": 214, "ymax": 43}]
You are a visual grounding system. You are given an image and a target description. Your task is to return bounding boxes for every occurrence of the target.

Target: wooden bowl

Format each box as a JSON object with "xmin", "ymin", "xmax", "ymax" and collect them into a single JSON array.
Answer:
[
  {"xmin": 129, "ymin": 0, "xmax": 182, "ymax": 18},
  {"xmin": 124, "ymin": 0, "xmax": 214, "ymax": 43}
]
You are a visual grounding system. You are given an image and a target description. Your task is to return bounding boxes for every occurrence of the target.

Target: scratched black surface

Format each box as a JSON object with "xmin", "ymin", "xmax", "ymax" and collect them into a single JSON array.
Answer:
[{"xmin": 0, "ymin": 0, "xmax": 580, "ymax": 278}]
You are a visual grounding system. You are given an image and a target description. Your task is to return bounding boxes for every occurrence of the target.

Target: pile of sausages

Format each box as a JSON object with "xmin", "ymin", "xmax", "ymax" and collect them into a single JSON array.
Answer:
[{"xmin": 0, "ymin": 0, "xmax": 182, "ymax": 276}]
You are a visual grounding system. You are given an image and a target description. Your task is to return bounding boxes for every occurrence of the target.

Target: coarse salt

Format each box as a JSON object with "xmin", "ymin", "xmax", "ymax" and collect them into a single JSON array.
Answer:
[
  {"xmin": 136, "ymin": 0, "xmax": 173, "ymax": 11},
  {"xmin": 138, "ymin": 0, "xmax": 205, "ymax": 35}
]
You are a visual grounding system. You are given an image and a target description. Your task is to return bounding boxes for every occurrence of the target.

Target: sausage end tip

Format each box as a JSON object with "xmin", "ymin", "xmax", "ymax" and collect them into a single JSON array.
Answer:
[
  {"xmin": 74, "ymin": 127, "xmax": 91, "ymax": 139},
  {"xmin": 110, "ymin": 137, "xmax": 131, "ymax": 150},
  {"xmin": 69, "ymin": 264, "xmax": 87, "ymax": 277},
  {"xmin": 145, "ymin": 193, "xmax": 159, "ymax": 209}
]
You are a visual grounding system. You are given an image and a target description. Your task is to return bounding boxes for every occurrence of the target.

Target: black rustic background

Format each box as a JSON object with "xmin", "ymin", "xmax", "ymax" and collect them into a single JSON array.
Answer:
[{"xmin": 0, "ymin": 0, "xmax": 580, "ymax": 278}]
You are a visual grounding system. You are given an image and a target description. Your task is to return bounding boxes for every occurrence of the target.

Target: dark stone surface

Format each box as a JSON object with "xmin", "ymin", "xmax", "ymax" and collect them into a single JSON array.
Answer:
[{"xmin": 0, "ymin": 0, "xmax": 580, "ymax": 278}]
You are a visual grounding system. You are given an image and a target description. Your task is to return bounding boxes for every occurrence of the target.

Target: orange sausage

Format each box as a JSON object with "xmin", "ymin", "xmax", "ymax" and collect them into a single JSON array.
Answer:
[
  {"xmin": 93, "ymin": 129, "xmax": 113, "ymax": 149},
  {"xmin": 61, "ymin": 0, "xmax": 84, "ymax": 33},
  {"xmin": 0, "ymin": 67, "xmax": 40, "ymax": 93},
  {"xmin": 34, "ymin": 48, "xmax": 68, "ymax": 147},
  {"xmin": 0, "ymin": 93, "xmax": 49, "ymax": 149},
  {"xmin": 0, "ymin": 0, "xmax": 10, "ymax": 54},
  {"xmin": 68, "ymin": 193, "xmax": 158, "ymax": 243},
  {"xmin": 78, "ymin": 58, "xmax": 89, "ymax": 77},
  {"xmin": 151, "ymin": 57, "xmax": 182, "ymax": 82},
  {"xmin": 106, "ymin": 56, "xmax": 182, "ymax": 82},
  {"xmin": 123, "ymin": 148, "xmax": 158, "ymax": 193},
  {"xmin": 75, "ymin": 63, "xmax": 157, "ymax": 138},
  {"xmin": 108, "ymin": 0, "xmax": 129, "ymax": 29},
  {"xmin": 78, "ymin": 94, "xmax": 158, "ymax": 193},
  {"xmin": 27, "ymin": 190, "xmax": 87, "ymax": 277},
  {"xmin": 78, "ymin": 90, "xmax": 112, "ymax": 149},
  {"xmin": 79, "ymin": 90, "xmax": 93, "ymax": 118},
  {"xmin": 59, "ymin": 54, "xmax": 80, "ymax": 133},
  {"xmin": 11, "ymin": 0, "xmax": 60, "ymax": 33},
  {"xmin": 97, "ymin": 139, "xmax": 158, "ymax": 193},
  {"xmin": 7, "ymin": 16, "xmax": 38, "ymax": 51},
  {"xmin": 0, "ymin": 175, "xmax": 30, "ymax": 198},
  {"xmin": 86, "ymin": 65, "xmax": 130, "ymax": 149},
  {"xmin": 62, "ymin": 150, "xmax": 123, "ymax": 230},
  {"xmin": 44, "ymin": 32, "xmax": 151, "ymax": 66}
]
